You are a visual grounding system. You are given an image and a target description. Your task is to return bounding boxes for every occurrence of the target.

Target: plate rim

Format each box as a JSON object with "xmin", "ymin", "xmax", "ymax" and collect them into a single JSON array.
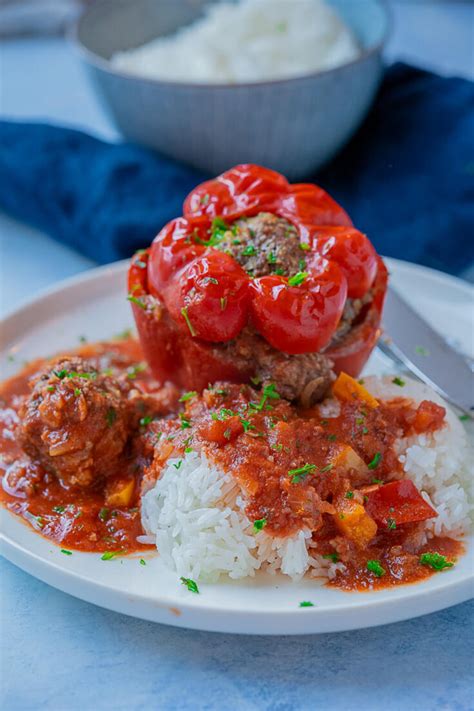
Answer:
[{"xmin": 1, "ymin": 257, "xmax": 473, "ymax": 634}]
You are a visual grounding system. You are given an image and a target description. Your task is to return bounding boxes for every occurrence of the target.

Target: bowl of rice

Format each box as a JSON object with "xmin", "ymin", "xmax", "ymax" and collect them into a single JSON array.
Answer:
[{"xmin": 73, "ymin": 0, "xmax": 390, "ymax": 178}]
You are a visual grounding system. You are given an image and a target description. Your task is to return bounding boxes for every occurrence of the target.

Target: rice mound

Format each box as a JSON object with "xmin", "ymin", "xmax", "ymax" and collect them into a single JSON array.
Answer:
[
  {"xmin": 141, "ymin": 377, "xmax": 473, "ymax": 582},
  {"xmin": 111, "ymin": 0, "xmax": 360, "ymax": 85}
]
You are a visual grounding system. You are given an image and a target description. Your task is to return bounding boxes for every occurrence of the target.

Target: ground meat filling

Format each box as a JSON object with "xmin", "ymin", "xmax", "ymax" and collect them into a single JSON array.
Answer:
[
  {"xmin": 18, "ymin": 357, "xmax": 134, "ymax": 489},
  {"xmin": 218, "ymin": 212, "xmax": 302, "ymax": 277},
  {"xmin": 329, "ymin": 289, "xmax": 373, "ymax": 346},
  {"xmin": 213, "ymin": 327, "xmax": 334, "ymax": 406}
]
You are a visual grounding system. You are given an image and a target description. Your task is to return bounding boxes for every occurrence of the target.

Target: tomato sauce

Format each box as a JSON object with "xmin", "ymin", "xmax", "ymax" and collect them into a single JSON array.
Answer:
[
  {"xmin": 0, "ymin": 339, "xmax": 158, "ymax": 555},
  {"xmin": 0, "ymin": 339, "xmax": 463, "ymax": 589},
  {"xmin": 146, "ymin": 380, "xmax": 463, "ymax": 589}
]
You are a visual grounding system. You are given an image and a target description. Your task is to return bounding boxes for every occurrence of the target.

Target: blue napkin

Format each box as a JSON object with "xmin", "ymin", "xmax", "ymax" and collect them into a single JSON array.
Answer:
[{"xmin": 0, "ymin": 63, "xmax": 472, "ymax": 274}]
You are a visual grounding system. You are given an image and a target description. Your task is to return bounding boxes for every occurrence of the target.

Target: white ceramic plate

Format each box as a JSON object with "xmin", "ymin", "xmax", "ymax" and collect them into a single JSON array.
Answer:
[{"xmin": 1, "ymin": 258, "xmax": 473, "ymax": 634}]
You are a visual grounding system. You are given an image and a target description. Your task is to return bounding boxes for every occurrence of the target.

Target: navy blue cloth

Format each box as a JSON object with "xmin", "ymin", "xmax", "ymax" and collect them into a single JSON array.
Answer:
[{"xmin": 0, "ymin": 63, "xmax": 473, "ymax": 274}]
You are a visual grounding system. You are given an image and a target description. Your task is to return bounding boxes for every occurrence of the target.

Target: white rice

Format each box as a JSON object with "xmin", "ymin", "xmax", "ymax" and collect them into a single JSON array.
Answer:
[
  {"xmin": 111, "ymin": 0, "xmax": 360, "ymax": 85},
  {"xmin": 141, "ymin": 377, "xmax": 473, "ymax": 582}
]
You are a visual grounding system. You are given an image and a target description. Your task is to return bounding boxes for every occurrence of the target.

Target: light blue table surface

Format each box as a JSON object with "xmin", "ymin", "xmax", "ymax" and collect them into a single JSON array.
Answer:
[{"xmin": 1, "ymin": 3, "xmax": 473, "ymax": 710}]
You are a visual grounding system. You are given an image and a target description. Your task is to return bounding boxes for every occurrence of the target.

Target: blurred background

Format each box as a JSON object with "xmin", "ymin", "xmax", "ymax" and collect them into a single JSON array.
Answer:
[{"xmin": 0, "ymin": 0, "xmax": 473, "ymax": 317}]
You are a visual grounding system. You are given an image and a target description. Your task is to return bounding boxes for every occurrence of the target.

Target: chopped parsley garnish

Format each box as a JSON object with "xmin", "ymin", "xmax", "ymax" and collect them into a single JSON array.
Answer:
[
  {"xmin": 271, "ymin": 443, "xmax": 283, "ymax": 452},
  {"xmin": 195, "ymin": 217, "xmax": 229, "ymax": 247},
  {"xmin": 98, "ymin": 508, "xmax": 109, "ymax": 522},
  {"xmin": 126, "ymin": 362, "xmax": 147, "ymax": 380},
  {"xmin": 323, "ymin": 553, "xmax": 339, "ymax": 563},
  {"xmin": 362, "ymin": 427, "xmax": 369, "ymax": 435},
  {"xmin": 179, "ymin": 391, "xmax": 197, "ymax": 402},
  {"xmin": 210, "ymin": 217, "xmax": 228, "ymax": 240},
  {"xmin": 101, "ymin": 551, "xmax": 120, "ymax": 561},
  {"xmin": 289, "ymin": 463, "xmax": 316, "ymax": 483},
  {"xmin": 140, "ymin": 558, "xmax": 147, "ymax": 566},
  {"xmin": 223, "ymin": 428, "xmax": 232, "ymax": 440},
  {"xmin": 392, "ymin": 376, "xmax": 406, "ymax": 387},
  {"xmin": 267, "ymin": 251, "xmax": 277, "ymax": 264},
  {"xmin": 242, "ymin": 244, "xmax": 256, "ymax": 256},
  {"xmin": 415, "ymin": 345, "xmax": 430, "ymax": 356},
  {"xmin": 78, "ymin": 335, "xmax": 87, "ymax": 343},
  {"xmin": 212, "ymin": 387, "xmax": 228, "ymax": 396},
  {"xmin": 253, "ymin": 383, "xmax": 280, "ymax": 412},
  {"xmin": 368, "ymin": 452, "xmax": 382, "ymax": 470},
  {"xmin": 61, "ymin": 549, "xmax": 72, "ymax": 556},
  {"xmin": 181, "ymin": 307, "xmax": 197, "ymax": 337},
  {"xmin": 459, "ymin": 414, "xmax": 470, "ymax": 422},
  {"xmin": 180, "ymin": 577, "xmax": 199, "ymax": 593},
  {"xmin": 74, "ymin": 388, "xmax": 81, "ymax": 396},
  {"xmin": 299, "ymin": 601, "xmax": 314, "ymax": 607},
  {"xmin": 327, "ymin": 434, "xmax": 337, "ymax": 442},
  {"xmin": 273, "ymin": 268, "xmax": 285, "ymax": 276},
  {"xmin": 419, "ymin": 552, "xmax": 454, "ymax": 571},
  {"xmin": 220, "ymin": 296, "xmax": 228, "ymax": 310},
  {"xmin": 320, "ymin": 464, "xmax": 334, "ymax": 473},
  {"xmin": 184, "ymin": 447, "xmax": 194, "ymax": 453},
  {"xmin": 173, "ymin": 460, "xmax": 183, "ymax": 470},
  {"xmin": 367, "ymin": 560, "xmax": 385, "ymax": 577},
  {"xmin": 53, "ymin": 369, "xmax": 68, "ymax": 379},
  {"xmin": 250, "ymin": 375, "xmax": 261, "ymax": 386},
  {"xmin": 47, "ymin": 385, "xmax": 55, "ymax": 392},
  {"xmin": 200, "ymin": 193, "xmax": 210, "ymax": 206},
  {"xmin": 299, "ymin": 242, "xmax": 311, "ymax": 251},
  {"xmin": 372, "ymin": 478, "xmax": 383, "ymax": 484},
  {"xmin": 240, "ymin": 417, "xmax": 255, "ymax": 433},
  {"xmin": 212, "ymin": 407, "xmax": 235, "ymax": 422},
  {"xmin": 139, "ymin": 416, "xmax": 153, "ymax": 427},
  {"xmin": 53, "ymin": 505, "xmax": 65, "ymax": 513},
  {"xmin": 387, "ymin": 518, "xmax": 397, "ymax": 530},
  {"xmin": 127, "ymin": 294, "xmax": 147, "ymax": 310},
  {"xmin": 253, "ymin": 518, "xmax": 267, "ymax": 533},
  {"xmin": 288, "ymin": 271, "xmax": 308, "ymax": 287},
  {"xmin": 345, "ymin": 491, "xmax": 354, "ymax": 499},
  {"xmin": 106, "ymin": 408, "xmax": 117, "ymax": 427},
  {"xmin": 179, "ymin": 413, "xmax": 191, "ymax": 429},
  {"xmin": 54, "ymin": 369, "xmax": 97, "ymax": 381}
]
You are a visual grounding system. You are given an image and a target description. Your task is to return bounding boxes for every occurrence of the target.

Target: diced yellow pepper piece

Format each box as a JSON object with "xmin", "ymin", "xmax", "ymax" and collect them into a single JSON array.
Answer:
[
  {"xmin": 333, "ymin": 372, "xmax": 379, "ymax": 409},
  {"xmin": 334, "ymin": 498, "xmax": 377, "ymax": 548},
  {"xmin": 331, "ymin": 444, "xmax": 368, "ymax": 475},
  {"xmin": 105, "ymin": 478, "xmax": 135, "ymax": 507}
]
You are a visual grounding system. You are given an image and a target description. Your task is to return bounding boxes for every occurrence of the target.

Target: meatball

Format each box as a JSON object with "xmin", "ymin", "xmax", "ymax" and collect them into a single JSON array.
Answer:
[
  {"xmin": 214, "ymin": 327, "xmax": 334, "ymax": 406},
  {"xmin": 18, "ymin": 357, "xmax": 133, "ymax": 489},
  {"xmin": 218, "ymin": 212, "xmax": 302, "ymax": 277}
]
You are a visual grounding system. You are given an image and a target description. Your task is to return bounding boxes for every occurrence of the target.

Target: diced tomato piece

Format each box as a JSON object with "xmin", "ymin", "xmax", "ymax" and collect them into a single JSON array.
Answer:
[
  {"xmin": 412, "ymin": 400, "xmax": 446, "ymax": 434},
  {"xmin": 199, "ymin": 415, "xmax": 243, "ymax": 445},
  {"xmin": 365, "ymin": 480, "xmax": 437, "ymax": 527}
]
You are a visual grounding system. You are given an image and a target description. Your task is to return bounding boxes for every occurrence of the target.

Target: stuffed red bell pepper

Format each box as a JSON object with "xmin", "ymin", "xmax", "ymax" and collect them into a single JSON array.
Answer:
[{"xmin": 128, "ymin": 164, "xmax": 388, "ymax": 404}]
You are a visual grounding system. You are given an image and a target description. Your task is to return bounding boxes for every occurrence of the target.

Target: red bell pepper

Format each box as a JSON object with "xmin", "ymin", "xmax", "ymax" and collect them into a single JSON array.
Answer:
[
  {"xmin": 365, "ymin": 480, "xmax": 437, "ymax": 528},
  {"xmin": 128, "ymin": 164, "xmax": 388, "ymax": 386}
]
